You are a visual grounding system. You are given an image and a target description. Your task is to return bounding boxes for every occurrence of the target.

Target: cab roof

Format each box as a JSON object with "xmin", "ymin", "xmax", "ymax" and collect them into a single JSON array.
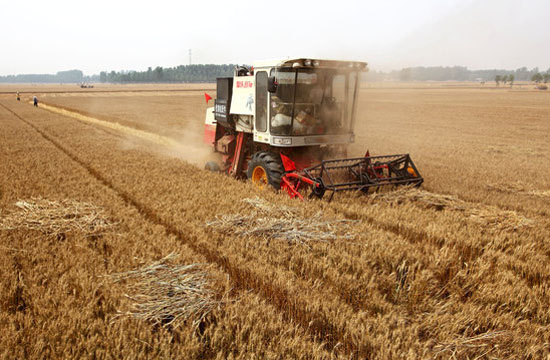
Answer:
[{"xmin": 252, "ymin": 58, "xmax": 368, "ymax": 71}]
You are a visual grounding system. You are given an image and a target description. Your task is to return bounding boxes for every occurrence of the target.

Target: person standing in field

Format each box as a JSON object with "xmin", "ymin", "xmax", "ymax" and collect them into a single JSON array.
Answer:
[
  {"xmin": 33, "ymin": 95, "xmax": 38, "ymax": 107},
  {"xmin": 16, "ymin": 91, "xmax": 20, "ymax": 101}
]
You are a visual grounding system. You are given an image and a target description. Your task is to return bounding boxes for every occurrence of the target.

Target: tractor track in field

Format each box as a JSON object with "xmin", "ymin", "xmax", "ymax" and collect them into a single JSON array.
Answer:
[
  {"xmin": 0, "ymin": 101, "xmax": 376, "ymax": 358},
  {"xmin": 339, "ymin": 207, "xmax": 447, "ymax": 250},
  {"xmin": 335, "ymin": 201, "xmax": 550, "ymax": 293}
]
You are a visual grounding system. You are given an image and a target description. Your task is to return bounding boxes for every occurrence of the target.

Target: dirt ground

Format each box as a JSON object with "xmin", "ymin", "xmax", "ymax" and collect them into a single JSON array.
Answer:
[{"xmin": 1, "ymin": 82, "xmax": 549, "ymax": 359}]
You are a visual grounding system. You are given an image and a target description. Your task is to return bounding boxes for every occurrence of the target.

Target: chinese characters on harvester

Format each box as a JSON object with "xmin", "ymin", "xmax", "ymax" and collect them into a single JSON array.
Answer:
[{"xmin": 236, "ymin": 81, "xmax": 253, "ymax": 88}]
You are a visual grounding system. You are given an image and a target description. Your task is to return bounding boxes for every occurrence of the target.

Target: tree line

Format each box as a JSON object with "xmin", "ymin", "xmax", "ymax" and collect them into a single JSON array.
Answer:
[
  {"xmin": 0, "ymin": 65, "xmax": 236, "ymax": 84},
  {"xmin": 530, "ymin": 72, "xmax": 550, "ymax": 84},
  {"xmin": 365, "ymin": 66, "xmax": 550, "ymax": 82},
  {"xmin": 99, "ymin": 64, "xmax": 236, "ymax": 83},
  {"xmin": 494, "ymin": 74, "xmax": 515, "ymax": 86},
  {"xmin": 2, "ymin": 64, "xmax": 549, "ymax": 84},
  {"xmin": 493, "ymin": 71, "xmax": 550, "ymax": 86},
  {"xmin": 0, "ymin": 70, "xmax": 88, "ymax": 83}
]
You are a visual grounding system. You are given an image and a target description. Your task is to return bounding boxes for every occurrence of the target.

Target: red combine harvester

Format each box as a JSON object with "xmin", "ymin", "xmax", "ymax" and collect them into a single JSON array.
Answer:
[{"xmin": 203, "ymin": 58, "xmax": 422, "ymax": 200}]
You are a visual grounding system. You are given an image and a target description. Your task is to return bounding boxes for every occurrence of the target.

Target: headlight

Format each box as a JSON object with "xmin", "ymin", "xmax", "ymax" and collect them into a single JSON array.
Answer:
[
  {"xmin": 274, "ymin": 137, "xmax": 292, "ymax": 145},
  {"xmin": 313, "ymin": 60, "xmax": 320, "ymax": 67},
  {"xmin": 304, "ymin": 59, "xmax": 312, "ymax": 66},
  {"xmin": 292, "ymin": 62, "xmax": 301, "ymax": 68}
]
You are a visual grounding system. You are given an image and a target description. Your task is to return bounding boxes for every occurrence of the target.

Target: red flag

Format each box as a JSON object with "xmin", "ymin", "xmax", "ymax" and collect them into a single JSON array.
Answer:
[{"xmin": 204, "ymin": 92, "xmax": 212, "ymax": 104}]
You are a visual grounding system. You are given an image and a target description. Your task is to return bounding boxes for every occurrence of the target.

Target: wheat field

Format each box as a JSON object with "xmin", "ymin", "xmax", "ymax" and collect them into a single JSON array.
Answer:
[{"xmin": 1, "ymin": 83, "xmax": 549, "ymax": 359}]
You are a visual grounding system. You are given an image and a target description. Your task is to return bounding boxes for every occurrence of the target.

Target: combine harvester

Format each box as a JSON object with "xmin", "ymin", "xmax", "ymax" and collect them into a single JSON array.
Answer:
[{"xmin": 203, "ymin": 58, "xmax": 422, "ymax": 200}]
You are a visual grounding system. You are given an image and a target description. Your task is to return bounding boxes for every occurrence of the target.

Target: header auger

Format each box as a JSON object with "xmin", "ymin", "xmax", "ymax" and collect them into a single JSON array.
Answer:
[{"xmin": 203, "ymin": 58, "xmax": 423, "ymax": 200}]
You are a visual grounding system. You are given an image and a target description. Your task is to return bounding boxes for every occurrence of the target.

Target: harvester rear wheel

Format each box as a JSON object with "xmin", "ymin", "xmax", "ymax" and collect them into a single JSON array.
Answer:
[{"xmin": 247, "ymin": 152, "xmax": 283, "ymax": 190}]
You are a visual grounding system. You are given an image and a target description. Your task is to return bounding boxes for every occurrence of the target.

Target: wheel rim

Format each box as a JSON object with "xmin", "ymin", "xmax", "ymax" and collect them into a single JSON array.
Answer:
[{"xmin": 251, "ymin": 166, "xmax": 268, "ymax": 189}]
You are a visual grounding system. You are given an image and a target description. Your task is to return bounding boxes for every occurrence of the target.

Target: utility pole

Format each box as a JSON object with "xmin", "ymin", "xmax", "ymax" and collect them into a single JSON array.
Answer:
[{"xmin": 189, "ymin": 49, "xmax": 192, "ymax": 65}]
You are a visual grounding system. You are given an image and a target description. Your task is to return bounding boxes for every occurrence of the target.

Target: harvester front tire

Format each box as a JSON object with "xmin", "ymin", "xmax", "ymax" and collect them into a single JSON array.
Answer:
[{"xmin": 247, "ymin": 152, "xmax": 283, "ymax": 190}]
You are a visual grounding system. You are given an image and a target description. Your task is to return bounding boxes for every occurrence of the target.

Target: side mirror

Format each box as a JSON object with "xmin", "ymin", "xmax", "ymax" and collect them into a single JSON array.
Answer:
[{"xmin": 268, "ymin": 77, "xmax": 278, "ymax": 93}]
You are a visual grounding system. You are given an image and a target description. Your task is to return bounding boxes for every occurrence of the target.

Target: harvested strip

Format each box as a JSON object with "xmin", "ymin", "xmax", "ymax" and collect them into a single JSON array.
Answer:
[
  {"xmin": 369, "ymin": 187, "xmax": 533, "ymax": 231},
  {"xmin": 0, "ymin": 197, "xmax": 116, "ymax": 236},
  {"xmin": 36, "ymin": 101, "xmax": 212, "ymax": 166},
  {"xmin": 109, "ymin": 254, "xmax": 219, "ymax": 329},
  {"xmin": 36, "ymin": 102, "xmax": 181, "ymax": 148},
  {"xmin": 207, "ymin": 197, "xmax": 355, "ymax": 246}
]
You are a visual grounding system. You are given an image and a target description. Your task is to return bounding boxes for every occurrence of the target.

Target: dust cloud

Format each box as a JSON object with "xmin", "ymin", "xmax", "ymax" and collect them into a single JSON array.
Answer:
[
  {"xmin": 40, "ymin": 101, "xmax": 217, "ymax": 167},
  {"xmin": 138, "ymin": 126, "xmax": 218, "ymax": 167}
]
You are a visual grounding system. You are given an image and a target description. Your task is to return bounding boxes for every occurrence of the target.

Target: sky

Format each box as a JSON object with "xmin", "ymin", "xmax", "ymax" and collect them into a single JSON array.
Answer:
[{"xmin": 1, "ymin": 0, "xmax": 549, "ymax": 76}]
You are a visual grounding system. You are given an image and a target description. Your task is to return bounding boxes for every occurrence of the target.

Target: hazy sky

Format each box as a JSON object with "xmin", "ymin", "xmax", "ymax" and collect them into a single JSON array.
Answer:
[{"xmin": 1, "ymin": 0, "xmax": 549, "ymax": 75}]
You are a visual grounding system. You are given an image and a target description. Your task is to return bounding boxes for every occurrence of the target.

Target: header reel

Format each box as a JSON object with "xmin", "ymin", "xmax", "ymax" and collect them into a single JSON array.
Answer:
[{"xmin": 280, "ymin": 153, "xmax": 423, "ymax": 201}]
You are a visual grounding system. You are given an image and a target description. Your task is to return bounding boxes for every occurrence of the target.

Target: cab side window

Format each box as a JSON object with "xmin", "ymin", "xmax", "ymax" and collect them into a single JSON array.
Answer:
[{"xmin": 255, "ymin": 71, "xmax": 268, "ymax": 132}]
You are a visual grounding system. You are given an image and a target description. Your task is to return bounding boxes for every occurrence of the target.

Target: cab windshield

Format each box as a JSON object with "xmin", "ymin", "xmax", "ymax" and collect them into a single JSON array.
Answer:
[{"xmin": 270, "ymin": 67, "xmax": 358, "ymax": 136}]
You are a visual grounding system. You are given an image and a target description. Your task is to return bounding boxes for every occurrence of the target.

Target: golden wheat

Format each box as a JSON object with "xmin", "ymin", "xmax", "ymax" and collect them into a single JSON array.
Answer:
[{"xmin": 1, "ymin": 82, "xmax": 550, "ymax": 359}]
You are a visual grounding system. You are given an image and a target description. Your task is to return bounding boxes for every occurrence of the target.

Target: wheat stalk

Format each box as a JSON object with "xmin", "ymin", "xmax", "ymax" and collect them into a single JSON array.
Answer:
[
  {"xmin": 206, "ymin": 197, "xmax": 356, "ymax": 247},
  {"xmin": 0, "ymin": 197, "xmax": 117, "ymax": 236},
  {"xmin": 109, "ymin": 254, "xmax": 218, "ymax": 329}
]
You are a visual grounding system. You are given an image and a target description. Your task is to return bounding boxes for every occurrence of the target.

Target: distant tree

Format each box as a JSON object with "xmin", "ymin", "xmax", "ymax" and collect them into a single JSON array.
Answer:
[
  {"xmin": 99, "ymin": 71, "xmax": 107, "ymax": 82},
  {"xmin": 532, "ymin": 73, "xmax": 543, "ymax": 83},
  {"xmin": 56, "ymin": 70, "xmax": 83, "ymax": 83},
  {"xmin": 495, "ymin": 75, "xmax": 501, "ymax": 86},
  {"xmin": 543, "ymin": 73, "xmax": 550, "ymax": 84},
  {"xmin": 501, "ymin": 75, "xmax": 508, "ymax": 85},
  {"xmin": 154, "ymin": 66, "xmax": 164, "ymax": 81},
  {"xmin": 514, "ymin": 67, "xmax": 526, "ymax": 81},
  {"xmin": 400, "ymin": 68, "xmax": 412, "ymax": 81},
  {"xmin": 508, "ymin": 74, "xmax": 514, "ymax": 86}
]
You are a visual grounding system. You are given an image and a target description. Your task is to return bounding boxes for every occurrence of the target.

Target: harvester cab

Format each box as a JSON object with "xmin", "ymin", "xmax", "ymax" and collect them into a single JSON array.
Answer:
[{"xmin": 204, "ymin": 58, "xmax": 423, "ymax": 200}]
